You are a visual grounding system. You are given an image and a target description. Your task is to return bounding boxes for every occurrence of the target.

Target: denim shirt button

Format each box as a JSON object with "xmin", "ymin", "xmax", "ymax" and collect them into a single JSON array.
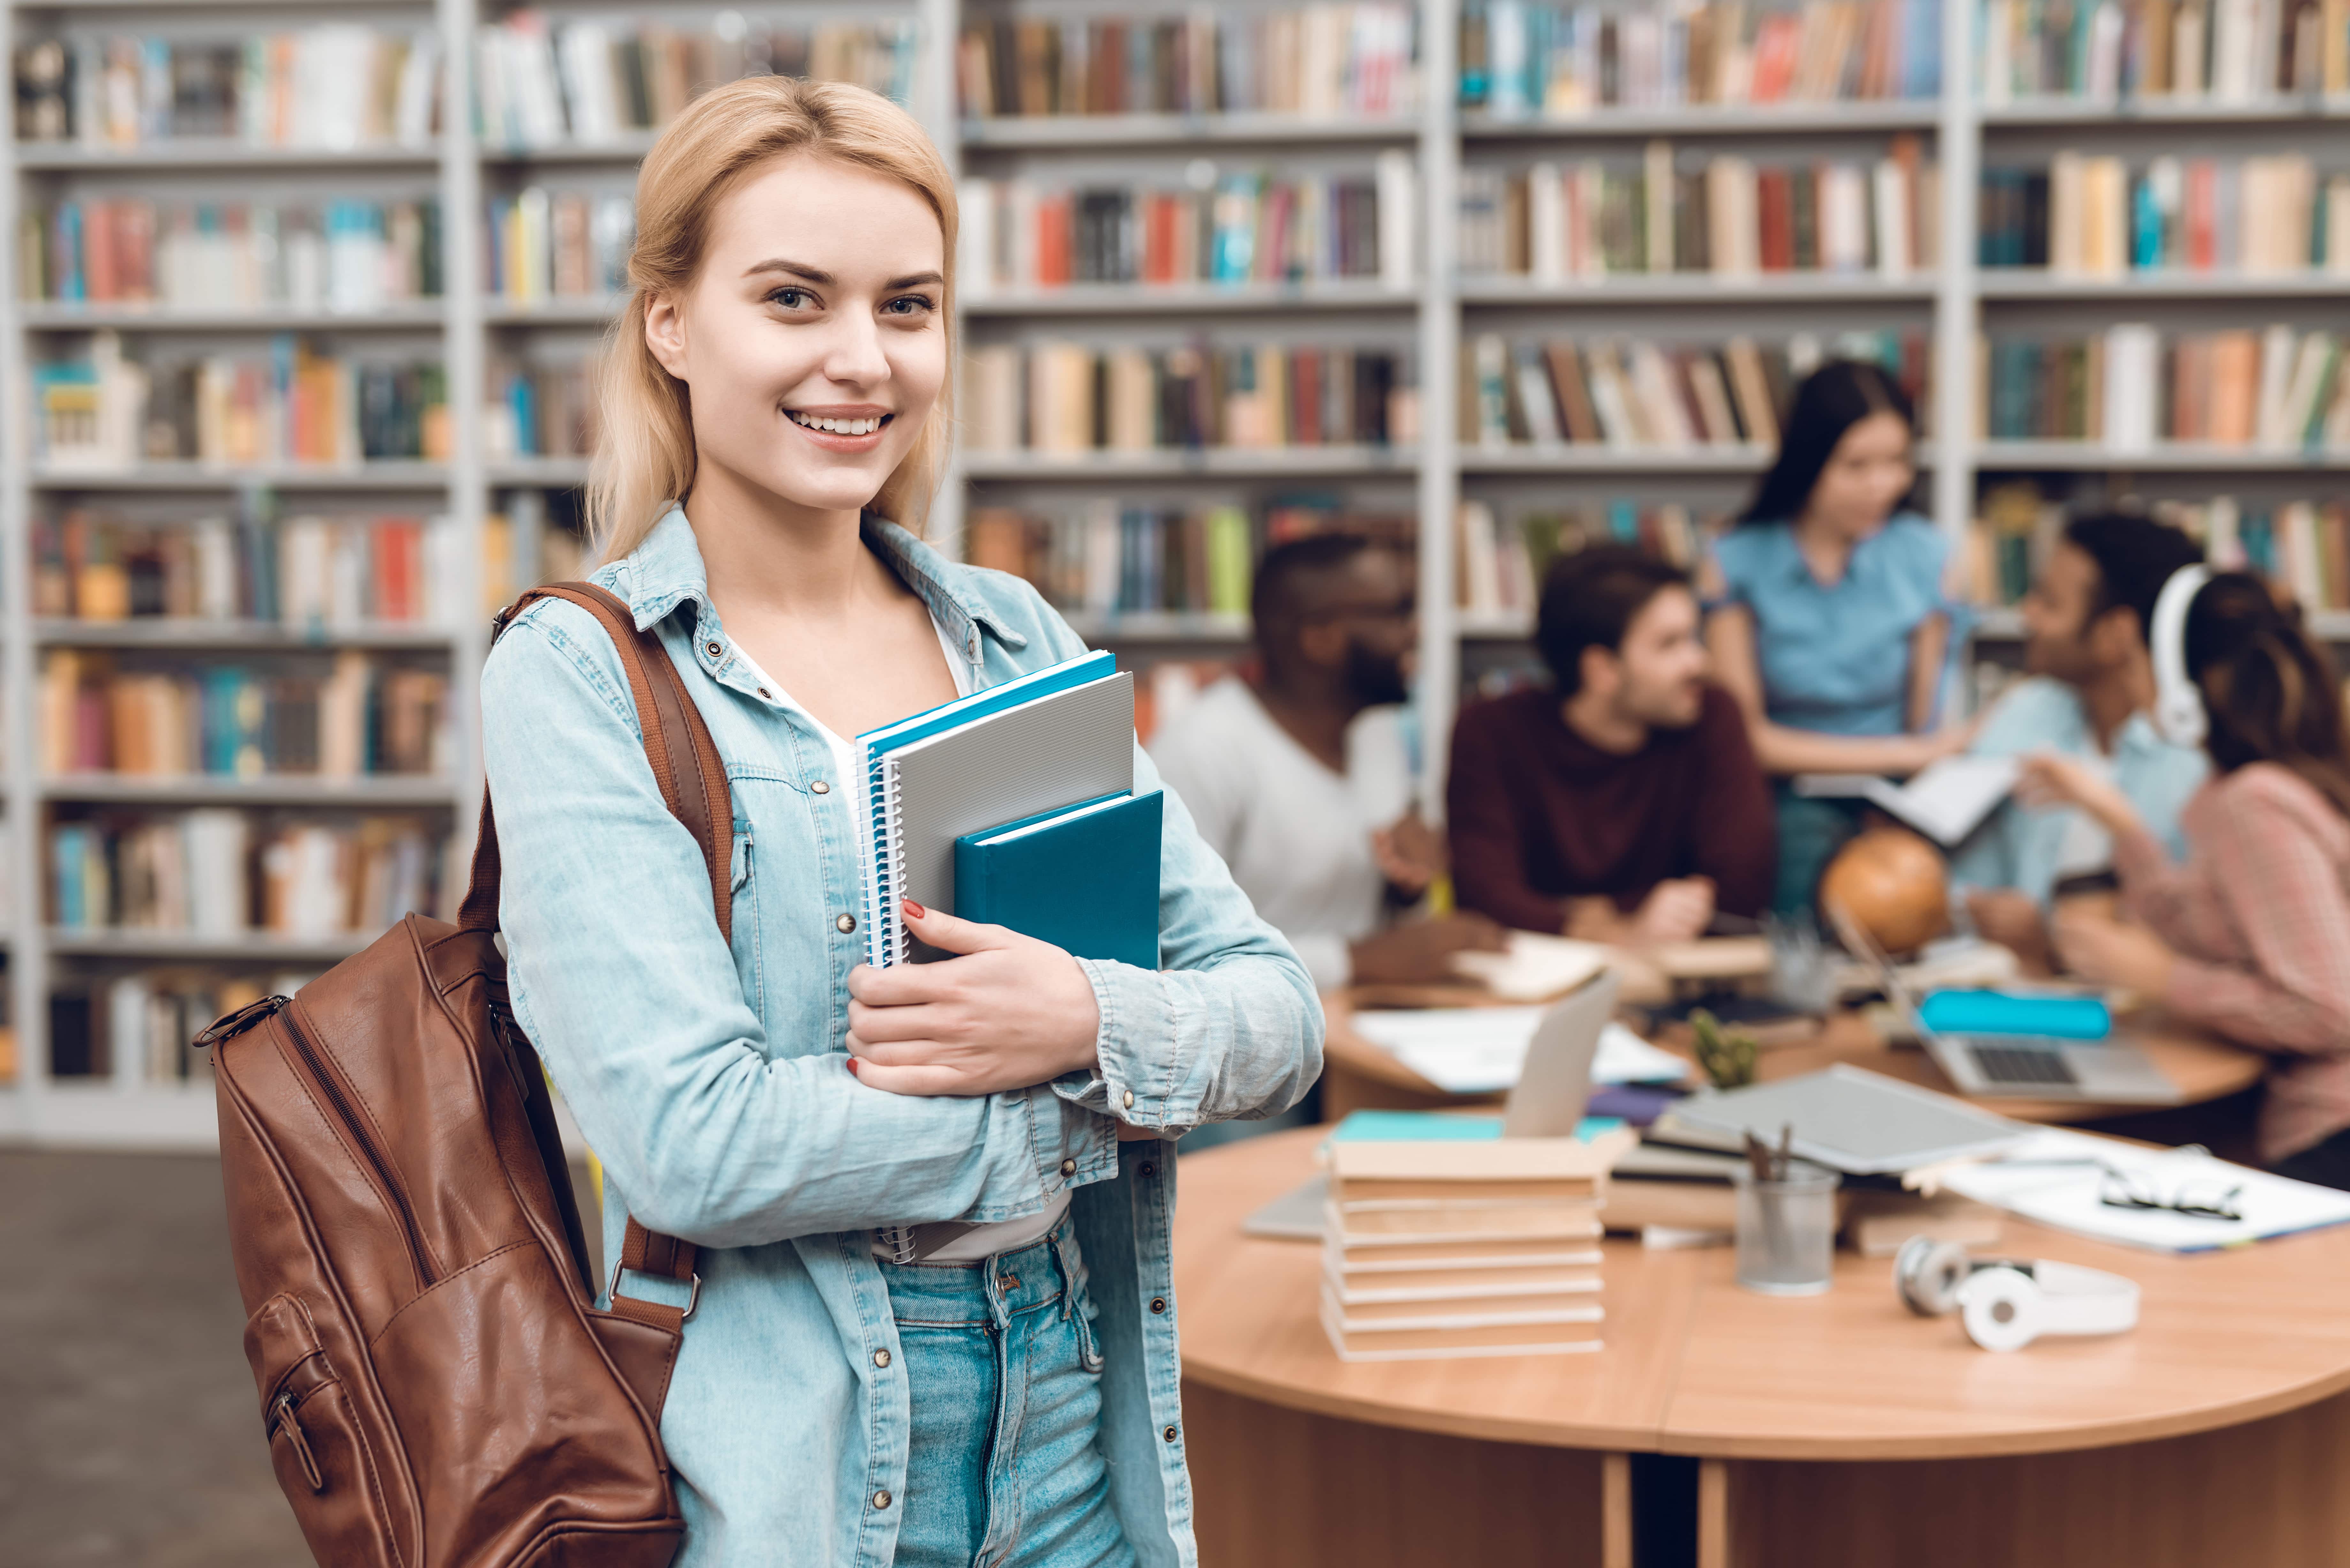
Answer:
[
  {"xmin": 811, "ymin": 779, "xmax": 830, "ymax": 794},
  {"xmin": 871, "ymin": 1490, "xmax": 892, "ymax": 1510},
  {"xmin": 705, "ymin": 640, "xmax": 723, "ymax": 658},
  {"xmin": 1059, "ymin": 1158, "xmax": 1077, "ymax": 1177},
  {"xmin": 1121, "ymin": 1088, "xmax": 1135, "ymax": 1109},
  {"xmin": 872, "ymin": 1348, "xmax": 891, "ymax": 1369},
  {"xmin": 1161, "ymin": 1426, "xmax": 1179, "ymax": 1444},
  {"xmin": 836, "ymin": 913, "xmax": 857, "ymax": 934},
  {"xmin": 1148, "ymin": 1296, "xmax": 1167, "ymax": 1314}
]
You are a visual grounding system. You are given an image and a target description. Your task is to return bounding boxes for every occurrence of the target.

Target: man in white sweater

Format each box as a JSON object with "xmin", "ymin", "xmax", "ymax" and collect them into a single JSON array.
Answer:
[{"xmin": 1150, "ymin": 533, "xmax": 1503, "ymax": 991}]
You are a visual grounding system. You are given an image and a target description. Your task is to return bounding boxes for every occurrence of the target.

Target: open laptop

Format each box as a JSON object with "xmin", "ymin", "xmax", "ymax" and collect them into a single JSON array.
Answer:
[
  {"xmin": 1826, "ymin": 903, "xmax": 2180, "ymax": 1105},
  {"xmin": 1242, "ymin": 971, "xmax": 1622, "ymax": 1238}
]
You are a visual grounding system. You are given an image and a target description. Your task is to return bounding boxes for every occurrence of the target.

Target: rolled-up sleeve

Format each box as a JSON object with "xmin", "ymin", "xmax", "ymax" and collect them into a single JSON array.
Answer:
[{"xmin": 485, "ymin": 602, "xmax": 1091, "ymax": 1248}]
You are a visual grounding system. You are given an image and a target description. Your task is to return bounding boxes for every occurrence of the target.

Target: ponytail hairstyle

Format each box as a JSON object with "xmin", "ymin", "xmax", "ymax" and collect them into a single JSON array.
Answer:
[
  {"xmin": 2187, "ymin": 572, "xmax": 2350, "ymax": 821},
  {"xmin": 587, "ymin": 77, "xmax": 956, "ymax": 562},
  {"xmin": 1738, "ymin": 359, "xmax": 1916, "ymax": 526}
]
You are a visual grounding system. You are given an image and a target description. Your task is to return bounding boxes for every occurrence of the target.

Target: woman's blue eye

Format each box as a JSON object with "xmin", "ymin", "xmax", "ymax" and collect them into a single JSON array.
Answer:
[
  {"xmin": 769, "ymin": 287, "xmax": 810, "ymax": 309},
  {"xmin": 883, "ymin": 295, "xmax": 937, "ymax": 316}
]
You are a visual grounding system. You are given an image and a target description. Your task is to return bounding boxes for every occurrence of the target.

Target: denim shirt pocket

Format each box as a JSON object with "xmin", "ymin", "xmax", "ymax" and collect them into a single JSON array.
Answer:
[{"xmin": 728, "ymin": 819, "xmax": 763, "ymax": 1035}]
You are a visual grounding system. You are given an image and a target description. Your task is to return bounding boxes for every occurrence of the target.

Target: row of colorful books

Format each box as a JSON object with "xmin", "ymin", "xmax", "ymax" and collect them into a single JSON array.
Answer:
[
  {"xmin": 34, "ymin": 333, "xmax": 450, "ymax": 470},
  {"xmin": 1456, "ymin": 498, "xmax": 1708, "ymax": 616},
  {"xmin": 33, "ymin": 510, "xmax": 449, "ymax": 629},
  {"xmin": 958, "ymin": 160, "xmax": 1416, "ymax": 295},
  {"xmin": 27, "ymin": 198, "xmax": 444, "ymax": 313},
  {"xmin": 484, "ymin": 189, "xmax": 635, "ymax": 303},
  {"xmin": 10, "ymin": 27, "xmax": 439, "ymax": 148},
  {"xmin": 1966, "ymin": 481, "xmax": 2350, "ymax": 610},
  {"xmin": 50, "ymin": 813, "xmax": 445, "ymax": 941},
  {"xmin": 475, "ymin": 10, "xmax": 915, "ymax": 150},
  {"xmin": 1464, "ymin": 330, "xmax": 1928, "ymax": 448},
  {"xmin": 1979, "ymin": 153, "xmax": 2350, "ymax": 275},
  {"xmin": 962, "ymin": 341, "xmax": 1419, "ymax": 454},
  {"xmin": 50, "ymin": 971, "xmax": 294, "ymax": 1083},
  {"xmin": 1459, "ymin": 137, "xmax": 1936, "ymax": 278},
  {"xmin": 1459, "ymin": 0, "xmax": 1943, "ymax": 115},
  {"xmin": 481, "ymin": 493, "xmax": 592, "ymax": 617},
  {"xmin": 1978, "ymin": 0, "xmax": 2350, "ymax": 102},
  {"xmin": 485, "ymin": 361, "xmax": 596, "ymax": 462},
  {"xmin": 1981, "ymin": 325, "xmax": 2350, "ymax": 449},
  {"xmin": 39, "ymin": 650, "xmax": 447, "ymax": 779},
  {"xmin": 956, "ymin": 6, "xmax": 1417, "ymax": 120}
]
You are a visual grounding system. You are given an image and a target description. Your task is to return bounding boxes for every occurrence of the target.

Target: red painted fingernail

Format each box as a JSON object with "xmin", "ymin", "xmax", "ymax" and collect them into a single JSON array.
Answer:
[
  {"xmin": 846, "ymin": 1057, "xmax": 860, "ymax": 1076},
  {"xmin": 901, "ymin": 898, "xmax": 926, "ymax": 920}
]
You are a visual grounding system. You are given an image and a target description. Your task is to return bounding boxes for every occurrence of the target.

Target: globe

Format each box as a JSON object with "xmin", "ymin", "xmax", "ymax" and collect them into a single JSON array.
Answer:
[{"xmin": 1819, "ymin": 826, "xmax": 1950, "ymax": 957}]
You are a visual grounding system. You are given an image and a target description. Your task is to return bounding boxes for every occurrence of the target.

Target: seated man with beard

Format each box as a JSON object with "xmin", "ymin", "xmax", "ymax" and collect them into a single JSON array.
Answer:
[
  {"xmin": 1151, "ymin": 533, "xmax": 1504, "ymax": 989},
  {"xmin": 1449, "ymin": 546, "xmax": 1776, "ymax": 941}
]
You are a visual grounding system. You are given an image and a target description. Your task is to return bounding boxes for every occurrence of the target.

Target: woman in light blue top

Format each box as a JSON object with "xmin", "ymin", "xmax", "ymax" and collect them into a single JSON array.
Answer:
[
  {"xmin": 1703, "ymin": 360, "xmax": 1971, "ymax": 914},
  {"xmin": 479, "ymin": 78, "xmax": 1320, "ymax": 1568}
]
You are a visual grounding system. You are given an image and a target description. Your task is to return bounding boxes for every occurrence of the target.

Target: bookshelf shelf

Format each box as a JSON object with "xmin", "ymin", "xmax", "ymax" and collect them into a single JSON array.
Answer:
[
  {"xmin": 1971, "ymin": 608, "xmax": 2350, "ymax": 642},
  {"xmin": 1975, "ymin": 441, "xmax": 2350, "ymax": 472},
  {"xmin": 34, "ymin": 618, "xmax": 456, "ymax": 652},
  {"xmin": 963, "ymin": 282, "xmax": 1416, "ymax": 318},
  {"xmin": 1458, "ymin": 275, "xmax": 1938, "ymax": 305},
  {"xmin": 30, "ymin": 462, "xmax": 452, "ymax": 491},
  {"xmin": 1980, "ymin": 95, "xmax": 2350, "ymax": 128},
  {"xmin": 14, "ymin": 140, "xmax": 443, "ymax": 171},
  {"xmin": 39, "ymin": 775, "xmax": 459, "ymax": 808},
  {"xmin": 477, "ymin": 132, "xmax": 662, "ymax": 164},
  {"xmin": 1461, "ymin": 102, "xmax": 1942, "ymax": 139},
  {"xmin": 1976, "ymin": 273, "xmax": 2350, "ymax": 301},
  {"xmin": 958, "ymin": 113, "xmax": 1419, "ymax": 149},
  {"xmin": 484, "ymin": 297, "xmax": 621, "ymax": 324},
  {"xmin": 961, "ymin": 447, "xmax": 1417, "ymax": 480},
  {"xmin": 1458, "ymin": 444, "xmax": 1775, "ymax": 475},
  {"xmin": 20, "ymin": 303, "xmax": 448, "ymax": 332},
  {"xmin": 45, "ymin": 929, "xmax": 377, "ymax": 965}
]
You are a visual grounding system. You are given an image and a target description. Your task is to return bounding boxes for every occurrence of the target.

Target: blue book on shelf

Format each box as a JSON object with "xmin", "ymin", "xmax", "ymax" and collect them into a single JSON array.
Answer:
[{"xmin": 953, "ymin": 791, "xmax": 1162, "ymax": 970}]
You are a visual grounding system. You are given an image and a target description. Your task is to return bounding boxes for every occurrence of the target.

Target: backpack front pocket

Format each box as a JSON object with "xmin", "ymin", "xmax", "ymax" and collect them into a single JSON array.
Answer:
[{"xmin": 244, "ymin": 1292, "xmax": 400, "ymax": 1568}]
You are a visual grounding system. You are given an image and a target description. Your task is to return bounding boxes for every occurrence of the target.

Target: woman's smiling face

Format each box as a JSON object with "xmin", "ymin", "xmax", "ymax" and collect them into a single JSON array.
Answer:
[{"xmin": 643, "ymin": 151, "xmax": 947, "ymax": 520}]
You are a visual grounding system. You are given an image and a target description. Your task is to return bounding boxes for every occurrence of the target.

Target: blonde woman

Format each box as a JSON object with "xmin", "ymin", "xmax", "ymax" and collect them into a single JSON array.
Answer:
[{"xmin": 481, "ymin": 79, "xmax": 1322, "ymax": 1567}]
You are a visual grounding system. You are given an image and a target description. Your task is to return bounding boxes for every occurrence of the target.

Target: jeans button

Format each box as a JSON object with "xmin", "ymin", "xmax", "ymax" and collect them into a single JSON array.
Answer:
[
  {"xmin": 836, "ymin": 913, "xmax": 857, "ymax": 934},
  {"xmin": 1140, "ymin": 1162, "xmax": 1156, "ymax": 1178}
]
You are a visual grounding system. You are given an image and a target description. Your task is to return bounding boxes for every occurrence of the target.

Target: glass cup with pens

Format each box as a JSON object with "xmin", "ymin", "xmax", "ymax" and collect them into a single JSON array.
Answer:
[{"xmin": 1734, "ymin": 1125, "xmax": 1842, "ymax": 1296}]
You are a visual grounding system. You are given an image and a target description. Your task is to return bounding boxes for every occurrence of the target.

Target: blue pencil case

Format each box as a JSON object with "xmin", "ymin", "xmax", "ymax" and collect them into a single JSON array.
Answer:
[{"xmin": 1917, "ymin": 990, "xmax": 2112, "ymax": 1041}]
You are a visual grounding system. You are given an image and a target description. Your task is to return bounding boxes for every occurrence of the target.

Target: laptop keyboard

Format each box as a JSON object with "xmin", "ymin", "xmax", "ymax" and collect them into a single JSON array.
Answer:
[{"xmin": 1969, "ymin": 1045, "xmax": 2081, "ymax": 1087}]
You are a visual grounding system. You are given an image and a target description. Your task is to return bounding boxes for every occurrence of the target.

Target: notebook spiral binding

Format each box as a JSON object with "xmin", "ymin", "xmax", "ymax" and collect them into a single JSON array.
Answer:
[{"xmin": 877, "ymin": 758, "xmax": 911, "ymax": 967}]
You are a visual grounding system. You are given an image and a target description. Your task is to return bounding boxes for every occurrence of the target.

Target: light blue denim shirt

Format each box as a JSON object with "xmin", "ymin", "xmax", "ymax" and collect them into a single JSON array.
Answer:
[
  {"xmin": 1948, "ymin": 675, "xmax": 2208, "ymax": 904},
  {"xmin": 479, "ymin": 507, "xmax": 1323, "ymax": 1567}
]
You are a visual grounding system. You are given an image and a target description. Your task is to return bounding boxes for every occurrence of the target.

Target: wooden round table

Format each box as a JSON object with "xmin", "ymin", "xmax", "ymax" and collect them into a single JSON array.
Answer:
[
  {"xmin": 1173, "ymin": 1127, "xmax": 2350, "ymax": 1568},
  {"xmin": 1319, "ymin": 991, "xmax": 2267, "ymax": 1126}
]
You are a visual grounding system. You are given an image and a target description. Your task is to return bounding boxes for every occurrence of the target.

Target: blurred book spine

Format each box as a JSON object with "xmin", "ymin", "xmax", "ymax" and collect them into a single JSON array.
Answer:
[
  {"xmin": 32, "ymin": 508, "xmax": 452, "ymax": 629},
  {"xmin": 53, "ymin": 815, "xmax": 447, "ymax": 939},
  {"xmin": 1964, "ymin": 479, "xmax": 2350, "ymax": 611},
  {"xmin": 1980, "ymin": 151, "xmax": 2350, "ymax": 275},
  {"xmin": 482, "ymin": 359, "xmax": 595, "ymax": 459},
  {"xmin": 23, "ymin": 197, "xmax": 444, "ymax": 311},
  {"xmin": 1977, "ymin": 0, "xmax": 2350, "ymax": 103},
  {"xmin": 1979, "ymin": 323, "xmax": 2348, "ymax": 449},
  {"xmin": 1454, "ymin": 497, "xmax": 1710, "ymax": 619},
  {"xmin": 483, "ymin": 186, "xmax": 634, "ymax": 302}
]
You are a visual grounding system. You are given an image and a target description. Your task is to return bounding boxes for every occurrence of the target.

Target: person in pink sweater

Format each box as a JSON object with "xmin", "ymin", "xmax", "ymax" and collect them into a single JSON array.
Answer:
[{"xmin": 2024, "ymin": 571, "xmax": 2350, "ymax": 1187}]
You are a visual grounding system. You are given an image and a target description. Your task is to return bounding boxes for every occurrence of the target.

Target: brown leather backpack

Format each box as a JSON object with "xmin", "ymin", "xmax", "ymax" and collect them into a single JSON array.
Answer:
[{"xmin": 197, "ymin": 584, "xmax": 727, "ymax": 1568}]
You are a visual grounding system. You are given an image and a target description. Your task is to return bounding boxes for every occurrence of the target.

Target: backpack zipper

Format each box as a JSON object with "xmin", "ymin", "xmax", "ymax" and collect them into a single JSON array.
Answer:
[
  {"xmin": 271, "ymin": 1390, "xmax": 325, "ymax": 1492},
  {"xmin": 279, "ymin": 1002, "xmax": 438, "ymax": 1288}
]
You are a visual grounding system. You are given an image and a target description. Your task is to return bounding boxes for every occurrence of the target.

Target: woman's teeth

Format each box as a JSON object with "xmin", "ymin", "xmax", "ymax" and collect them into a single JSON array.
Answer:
[{"xmin": 788, "ymin": 411, "xmax": 884, "ymax": 435}]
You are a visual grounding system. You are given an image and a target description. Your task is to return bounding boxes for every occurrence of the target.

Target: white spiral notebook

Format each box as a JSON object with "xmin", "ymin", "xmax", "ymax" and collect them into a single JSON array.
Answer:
[{"xmin": 852, "ymin": 651, "xmax": 1133, "ymax": 966}]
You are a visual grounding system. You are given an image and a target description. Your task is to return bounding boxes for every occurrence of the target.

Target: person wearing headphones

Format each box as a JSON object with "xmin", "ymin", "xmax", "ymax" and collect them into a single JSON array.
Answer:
[{"xmin": 2021, "ymin": 569, "xmax": 2350, "ymax": 1188}]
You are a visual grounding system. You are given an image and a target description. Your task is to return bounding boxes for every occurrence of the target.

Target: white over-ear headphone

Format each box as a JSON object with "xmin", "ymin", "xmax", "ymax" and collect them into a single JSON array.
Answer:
[
  {"xmin": 2148, "ymin": 563, "xmax": 2213, "ymax": 748},
  {"xmin": 1894, "ymin": 1237, "xmax": 2140, "ymax": 1353}
]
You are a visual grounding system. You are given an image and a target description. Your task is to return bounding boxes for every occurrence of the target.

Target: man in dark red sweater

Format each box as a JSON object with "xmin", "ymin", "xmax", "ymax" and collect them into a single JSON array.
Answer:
[{"xmin": 1448, "ymin": 546, "xmax": 1776, "ymax": 941}]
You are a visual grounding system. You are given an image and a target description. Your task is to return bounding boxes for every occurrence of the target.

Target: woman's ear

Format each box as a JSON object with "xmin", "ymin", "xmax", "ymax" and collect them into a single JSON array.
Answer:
[{"xmin": 644, "ymin": 292, "xmax": 690, "ymax": 379}]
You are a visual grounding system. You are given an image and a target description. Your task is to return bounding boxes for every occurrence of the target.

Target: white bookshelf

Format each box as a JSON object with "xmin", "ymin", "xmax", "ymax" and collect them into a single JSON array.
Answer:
[{"xmin": 7, "ymin": 0, "xmax": 2350, "ymax": 1147}]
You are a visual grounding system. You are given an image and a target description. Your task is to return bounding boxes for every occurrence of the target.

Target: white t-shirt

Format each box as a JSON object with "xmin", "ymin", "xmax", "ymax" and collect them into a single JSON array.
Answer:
[
  {"xmin": 733, "ymin": 623, "xmax": 1073, "ymax": 1264},
  {"xmin": 1148, "ymin": 677, "xmax": 1414, "ymax": 991}
]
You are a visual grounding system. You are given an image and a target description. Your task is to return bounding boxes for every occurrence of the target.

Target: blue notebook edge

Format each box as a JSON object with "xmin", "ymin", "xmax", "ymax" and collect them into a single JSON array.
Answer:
[
  {"xmin": 1326, "ymin": 1110, "xmax": 1629, "ymax": 1144},
  {"xmin": 953, "ymin": 790, "xmax": 1161, "ymax": 971}
]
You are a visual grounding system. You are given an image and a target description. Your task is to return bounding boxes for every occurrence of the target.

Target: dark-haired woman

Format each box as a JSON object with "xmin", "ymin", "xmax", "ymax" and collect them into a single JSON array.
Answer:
[
  {"xmin": 1701, "ymin": 359, "xmax": 1971, "ymax": 914},
  {"xmin": 2023, "ymin": 572, "xmax": 2350, "ymax": 1188}
]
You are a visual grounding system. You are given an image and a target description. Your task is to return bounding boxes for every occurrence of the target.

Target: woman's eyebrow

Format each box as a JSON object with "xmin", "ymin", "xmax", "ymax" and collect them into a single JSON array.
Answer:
[
  {"xmin": 885, "ymin": 271, "xmax": 945, "ymax": 290},
  {"xmin": 745, "ymin": 258, "xmax": 833, "ymax": 283}
]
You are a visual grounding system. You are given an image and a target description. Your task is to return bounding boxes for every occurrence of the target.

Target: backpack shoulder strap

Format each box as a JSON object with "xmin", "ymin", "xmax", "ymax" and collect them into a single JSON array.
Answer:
[{"xmin": 462, "ymin": 580, "xmax": 730, "ymax": 1329}]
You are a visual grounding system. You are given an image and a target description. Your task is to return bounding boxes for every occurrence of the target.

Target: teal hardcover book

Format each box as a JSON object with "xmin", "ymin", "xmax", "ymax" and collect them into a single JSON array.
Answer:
[{"xmin": 953, "ymin": 791, "xmax": 1162, "ymax": 970}]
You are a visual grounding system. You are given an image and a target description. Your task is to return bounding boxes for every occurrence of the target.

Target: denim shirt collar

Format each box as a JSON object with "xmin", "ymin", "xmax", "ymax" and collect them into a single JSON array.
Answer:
[{"xmin": 616, "ymin": 505, "xmax": 1032, "ymax": 663}]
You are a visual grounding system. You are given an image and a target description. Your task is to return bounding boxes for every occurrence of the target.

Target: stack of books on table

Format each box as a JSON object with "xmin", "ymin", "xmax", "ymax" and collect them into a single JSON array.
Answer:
[{"xmin": 1320, "ymin": 1111, "xmax": 1637, "ymax": 1361}]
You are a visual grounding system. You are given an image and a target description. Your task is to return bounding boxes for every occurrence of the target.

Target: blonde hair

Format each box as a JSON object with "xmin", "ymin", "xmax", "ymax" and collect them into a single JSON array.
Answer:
[{"xmin": 588, "ymin": 77, "xmax": 956, "ymax": 561}]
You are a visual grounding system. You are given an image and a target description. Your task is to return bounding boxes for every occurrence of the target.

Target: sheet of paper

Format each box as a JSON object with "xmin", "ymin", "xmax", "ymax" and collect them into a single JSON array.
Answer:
[
  {"xmin": 1350, "ymin": 1008, "xmax": 1688, "ymax": 1095},
  {"xmin": 1448, "ymin": 933, "xmax": 1611, "ymax": 1000},
  {"xmin": 1937, "ymin": 1127, "xmax": 2350, "ymax": 1254}
]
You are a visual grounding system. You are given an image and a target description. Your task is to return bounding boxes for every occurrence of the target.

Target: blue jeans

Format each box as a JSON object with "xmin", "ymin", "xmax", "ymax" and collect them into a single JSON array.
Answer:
[{"xmin": 881, "ymin": 1225, "xmax": 1135, "ymax": 1568}]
